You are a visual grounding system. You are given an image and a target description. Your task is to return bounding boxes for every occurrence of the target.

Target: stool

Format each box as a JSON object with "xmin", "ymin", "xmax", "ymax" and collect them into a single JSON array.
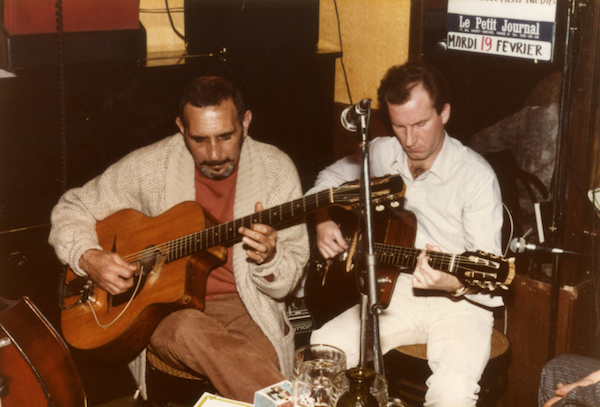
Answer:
[
  {"xmin": 384, "ymin": 329, "xmax": 510, "ymax": 407},
  {"xmin": 146, "ymin": 350, "xmax": 218, "ymax": 407}
]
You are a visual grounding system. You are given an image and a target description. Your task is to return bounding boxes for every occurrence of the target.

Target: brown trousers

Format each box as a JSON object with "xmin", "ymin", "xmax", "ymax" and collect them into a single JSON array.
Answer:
[{"xmin": 148, "ymin": 292, "xmax": 285, "ymax": 403}]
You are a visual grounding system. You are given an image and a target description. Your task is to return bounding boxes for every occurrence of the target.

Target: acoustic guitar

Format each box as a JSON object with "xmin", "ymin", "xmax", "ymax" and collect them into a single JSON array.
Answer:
[
  {"xmin": 305, "ymin": 207, "xmax": 515, "ymax": 329},
  {"xmin": 0, "ymin": 297, "xmax": 87, "ymax": 407},
  {"xmin": 60, "ymin": 175, "xmax": 405, "ymax": 361}
]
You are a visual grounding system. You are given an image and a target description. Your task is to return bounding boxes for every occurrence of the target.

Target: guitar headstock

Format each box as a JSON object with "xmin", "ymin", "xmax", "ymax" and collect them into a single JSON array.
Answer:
[
  {"xmin": 458, "ymin": 251, "xmax": 516, "ymax": 291},
  {"xmin": 331, "ymin": 174, "xmax": 406, "ymax": 209}
]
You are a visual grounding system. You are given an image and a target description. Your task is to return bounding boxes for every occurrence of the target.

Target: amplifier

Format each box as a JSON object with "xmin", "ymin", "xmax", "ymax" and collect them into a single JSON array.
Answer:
[{"xmin": 0, "ymin": 26, "xmax": 146, "ymax": 71}]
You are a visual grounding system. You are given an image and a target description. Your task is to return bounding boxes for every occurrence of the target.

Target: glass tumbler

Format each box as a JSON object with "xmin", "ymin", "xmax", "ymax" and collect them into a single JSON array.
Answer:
[{"xmin": 293, "ymin": 344, "xmax": 347, "ymax": 407}]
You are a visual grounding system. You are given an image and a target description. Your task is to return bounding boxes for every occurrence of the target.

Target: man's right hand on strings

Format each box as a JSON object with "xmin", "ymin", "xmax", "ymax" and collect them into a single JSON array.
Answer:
[
  {"xmin": 79, "ymin": 249, "xmax": 137, "ymax": 295},
  {"xmin": 314, "ymin": 210, "xmax": 348, "ymax": 259}
]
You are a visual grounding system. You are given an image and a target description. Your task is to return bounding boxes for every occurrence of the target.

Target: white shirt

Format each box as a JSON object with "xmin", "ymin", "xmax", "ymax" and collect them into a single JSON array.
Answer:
[{"xmin": 307, "ymin": 134, "xmax": 504, "ymax": 307}]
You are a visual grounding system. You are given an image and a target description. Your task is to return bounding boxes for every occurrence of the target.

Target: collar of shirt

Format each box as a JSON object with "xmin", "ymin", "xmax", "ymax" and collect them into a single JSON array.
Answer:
[{"xmin": 394, "ymin": 132, "xmax": 453, "ymax": 183}]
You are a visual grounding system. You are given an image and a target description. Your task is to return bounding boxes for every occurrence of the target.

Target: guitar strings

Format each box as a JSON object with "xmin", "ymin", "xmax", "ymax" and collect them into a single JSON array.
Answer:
[
  {"xmin": 115, "ymin": 192, "xmax": 328, "ymax": 266},
  {"xmin": 103, "ymin": 180, "xmax": 375, "ymax": 269},
  {"xmin": 350, "ymin": 239, "xmax": 500, "ymax": 278}
]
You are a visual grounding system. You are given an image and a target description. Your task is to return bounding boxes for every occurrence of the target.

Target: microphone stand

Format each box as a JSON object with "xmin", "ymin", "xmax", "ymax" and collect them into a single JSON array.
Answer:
[{"xmin": 354, "ymin": 99, "xmax": 384, "ymax": 375}]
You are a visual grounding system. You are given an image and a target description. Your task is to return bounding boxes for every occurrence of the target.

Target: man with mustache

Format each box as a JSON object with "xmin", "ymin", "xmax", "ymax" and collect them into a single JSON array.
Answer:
[{"xmin": 49, "ymin": 76, "xmax": 309, "ymax": 402}]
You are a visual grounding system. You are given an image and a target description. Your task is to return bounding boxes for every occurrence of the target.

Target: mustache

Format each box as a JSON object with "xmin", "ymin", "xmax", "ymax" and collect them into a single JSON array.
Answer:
[{"xmin": 201, "ymin": 159, "xmax": 231, "ymax": 166}]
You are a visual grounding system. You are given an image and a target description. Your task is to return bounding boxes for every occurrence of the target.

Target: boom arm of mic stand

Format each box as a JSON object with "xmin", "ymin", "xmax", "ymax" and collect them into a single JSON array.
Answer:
[{"xmin": 355, "ymin": 101, "xmax": 384, "ymax": 375}]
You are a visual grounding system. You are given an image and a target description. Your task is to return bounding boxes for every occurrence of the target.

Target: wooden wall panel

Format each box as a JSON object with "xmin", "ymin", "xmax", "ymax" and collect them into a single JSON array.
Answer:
[{"xmin": 495, "ymin": 274, "xmax": 597, "ymax": 406}]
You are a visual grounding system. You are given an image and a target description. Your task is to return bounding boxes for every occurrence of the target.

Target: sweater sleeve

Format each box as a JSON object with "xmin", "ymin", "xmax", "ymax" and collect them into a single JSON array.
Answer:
[
  {"xmin": 48, "ymin": 137, "xmax": 173, "ymax": 276},
  {"xmin": 245, "ymin": 144, "xmax": 310, "ymax": 300}
]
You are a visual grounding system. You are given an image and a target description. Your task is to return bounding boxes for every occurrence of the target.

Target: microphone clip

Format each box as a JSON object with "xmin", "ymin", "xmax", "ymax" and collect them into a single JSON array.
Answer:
[{"xmin": 340, "ymin": 99, "xmax": 371, "ymax": 132}]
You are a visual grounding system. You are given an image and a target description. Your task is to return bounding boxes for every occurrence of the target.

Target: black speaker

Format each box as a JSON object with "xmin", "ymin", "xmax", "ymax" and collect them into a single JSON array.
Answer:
[
  {"xmin": 0, "ymin": 25, "xmax": 146, "ymax": 71},
  {"xmin": 184, "ymin": 0, "xmax": 319, "ymax": 55}
]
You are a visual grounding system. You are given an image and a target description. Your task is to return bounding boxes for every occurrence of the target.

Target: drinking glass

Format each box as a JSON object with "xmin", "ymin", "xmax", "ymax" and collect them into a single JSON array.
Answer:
[
  {"xmin": 293, "ymin": 344, "xmax": 347, "ymax": 407},
  {"xmin": 331, "ymin": 369, "xmax": 389, "ymax": 407}
]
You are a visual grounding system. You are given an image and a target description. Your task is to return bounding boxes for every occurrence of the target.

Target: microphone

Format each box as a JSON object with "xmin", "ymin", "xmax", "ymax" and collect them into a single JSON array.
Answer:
[
  {"xmin": 509, "ymin": 237, "xmax": 590, "ymax": 256},
  {"xmin": 340, "ymin": 99, "xmax": 371, "ymax": 132}
]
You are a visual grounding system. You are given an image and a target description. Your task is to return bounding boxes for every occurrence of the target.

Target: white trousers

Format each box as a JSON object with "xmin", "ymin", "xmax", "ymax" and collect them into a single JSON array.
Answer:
[{"xmin": 310, "ymin": 274, "xmax": 495, "ymax": 407}]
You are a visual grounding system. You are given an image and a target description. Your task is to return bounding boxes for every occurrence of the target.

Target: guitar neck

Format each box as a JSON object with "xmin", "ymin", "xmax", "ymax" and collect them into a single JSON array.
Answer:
[
  {"xmin": 166, "ymin": 189, "xmax": 334, "ymax": 263},
  {"xmin": 364, "ymin": 241, "xmax": 458, "ymax": 275}
]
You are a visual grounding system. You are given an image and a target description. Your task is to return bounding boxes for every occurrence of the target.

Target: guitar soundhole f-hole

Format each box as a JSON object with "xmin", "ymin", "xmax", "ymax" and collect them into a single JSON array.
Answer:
[
  {"xmin": 111, "ymin": 245, "xmax": 162, "ymax": 308},
  {"xmin": 140, "ymin": 246, "xmax": 163, "ymax": 276}
]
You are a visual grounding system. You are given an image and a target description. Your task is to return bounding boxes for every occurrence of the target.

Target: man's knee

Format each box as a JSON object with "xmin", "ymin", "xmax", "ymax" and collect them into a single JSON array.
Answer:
[
  {"xmin": 425, "ymin": 372, "xmax": 480, "ymax": 407},
  {"xmin": 151, "ymin": 308, "xmax": 207, "ymax": 348}
]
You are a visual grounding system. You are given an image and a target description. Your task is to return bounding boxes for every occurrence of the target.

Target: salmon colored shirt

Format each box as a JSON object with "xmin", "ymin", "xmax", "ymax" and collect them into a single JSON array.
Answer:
[{"xmin": 195, "ymin": 167, "xmax": 238, "ymax": 299}]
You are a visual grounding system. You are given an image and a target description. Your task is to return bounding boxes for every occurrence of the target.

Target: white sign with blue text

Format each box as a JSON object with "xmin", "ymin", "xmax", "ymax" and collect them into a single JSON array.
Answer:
[{"xmin": 446, "ymin": 0, "xmax": 557, "ymax": 61}]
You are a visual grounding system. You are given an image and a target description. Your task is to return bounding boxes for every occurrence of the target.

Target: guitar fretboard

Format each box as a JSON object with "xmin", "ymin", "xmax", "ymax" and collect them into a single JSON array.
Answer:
[
  {"xmin": 353, "ymin": 241, "xmax": 460, "ymax": 275},
  {"xmin": 166, "ymin": 188, "xmax": 334, "ymax": 263},
  {"xmin": 349, "ymin": 239, "xmax": 510, "ymax": 290}
]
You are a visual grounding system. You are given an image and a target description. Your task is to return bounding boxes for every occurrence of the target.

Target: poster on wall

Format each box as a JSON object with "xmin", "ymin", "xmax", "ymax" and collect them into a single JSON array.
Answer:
[{"xmin": 446, "ymin": 0, "xmax": 558, "ymax": 61}]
